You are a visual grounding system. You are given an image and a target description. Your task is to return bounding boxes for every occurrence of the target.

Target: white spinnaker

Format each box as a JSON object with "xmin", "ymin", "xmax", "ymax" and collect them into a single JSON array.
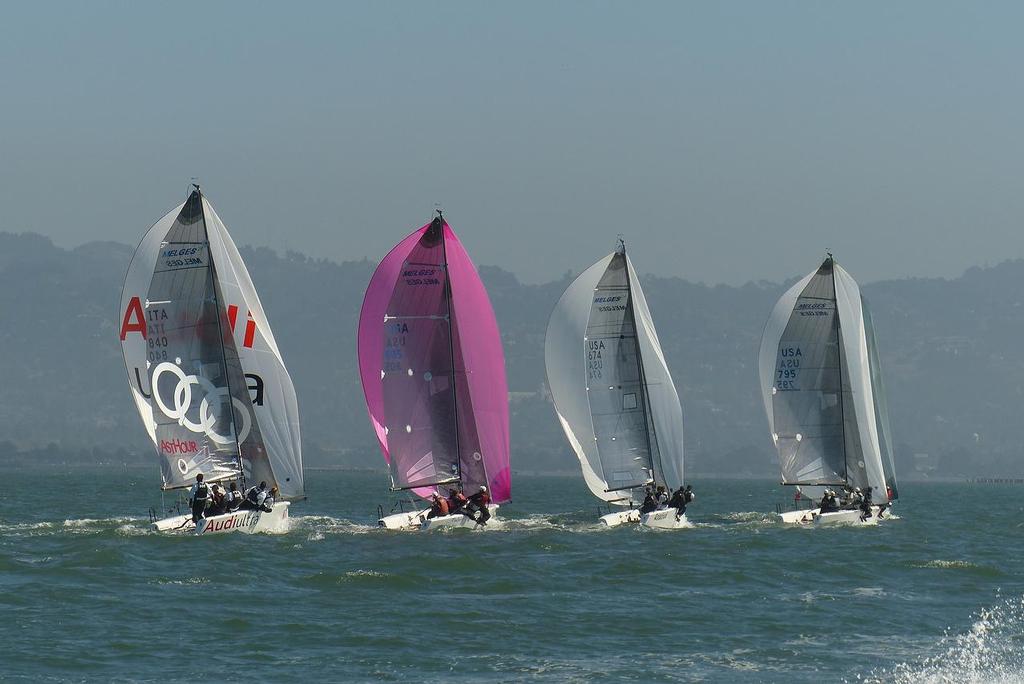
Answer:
[
  {"xmin": 203, "ymin": 199, "xmax": 303, "ymax": 500},
  {"xmin": 626, "ymin": 255, "xmax": 684, "ymax": 492},
  {"xmin": 120, "ymin": 201, "xmax": 185, "ymax": 444},
  {"xmin": 118, "ymin": 195, "xmax": 303, "ymax": 500},
  {"xmin": 544, "ymin": 251, "xmax": 684, "ymax": 502},
  {"xmin": 545, "ymin": 256, "xmax": 614, "ymax": 502},
  {"xmin": 757, "ymin": 271, "xmax": 814, "ymax": 440},
  {"xmin": 832, "ymin": 264, "xmax": 886, "ymax": 496}
]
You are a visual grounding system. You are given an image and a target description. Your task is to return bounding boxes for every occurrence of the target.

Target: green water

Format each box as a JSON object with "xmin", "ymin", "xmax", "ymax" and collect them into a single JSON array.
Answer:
[{"xmin": 1, "ymin": 466, "xmax": 1020, "ymax": 682}]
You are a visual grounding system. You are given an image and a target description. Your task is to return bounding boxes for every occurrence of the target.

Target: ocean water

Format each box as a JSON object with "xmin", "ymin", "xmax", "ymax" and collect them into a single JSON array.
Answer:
[{"xmin": 1, "ymin": 465, "xmax": 1021, "ymax": 683}]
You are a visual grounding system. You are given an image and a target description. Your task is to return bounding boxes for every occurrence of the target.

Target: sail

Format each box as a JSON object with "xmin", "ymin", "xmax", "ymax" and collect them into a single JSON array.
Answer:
[
  {"xmin": 358, "ymin": 218, "xmax": 510, "ymax": 503},
  {"xmin": 758, "ymin": 257, "xmax": 890, "ymax": 497},
  {"xmin": 545, "ymin": 248, "xmax": 683, "ymax": 503},
  {"xmin": 203, "ymin": 199, "xmax": 304, "ymax": 500},
  {"xmin": 119, "ymin": 189, "xmax": 303, "ymax": 498},
  {"xmin": 626, "ymin": 255, "xmax": 684, "ymax": 492},
  {"xmin": 144, "ymin": 191, "xmax": 245, "ymax": 488},
  {"xmin": 833, "ymin": 264, "xmax": 888, "ymax": 497},
  {"xmin": 862, "ymin": 297, "xmax": 898, "ymax": 498}
]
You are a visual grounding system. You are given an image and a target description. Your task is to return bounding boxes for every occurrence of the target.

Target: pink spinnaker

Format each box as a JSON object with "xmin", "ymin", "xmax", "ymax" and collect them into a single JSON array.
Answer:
[{"xmin": 357, "ymin": 218, "xmax": 511, "ymax": 503}]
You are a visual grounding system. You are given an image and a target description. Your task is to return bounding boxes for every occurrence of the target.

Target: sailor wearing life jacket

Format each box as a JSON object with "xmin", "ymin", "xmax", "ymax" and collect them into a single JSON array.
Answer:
[
  {"xmin": 225, "ymin": 482, "xmax": 243, "ymax": 512},
  {"xmin": 466, "ymin": 485, "xmax": 492, "ymax": 525},
  {"xmin": 243, "ymin": 481, "xmax": 268, "ymax": 510},
  {"xmin": 188, "ymin": 474, "xmax": 210, "ymax": 524}
]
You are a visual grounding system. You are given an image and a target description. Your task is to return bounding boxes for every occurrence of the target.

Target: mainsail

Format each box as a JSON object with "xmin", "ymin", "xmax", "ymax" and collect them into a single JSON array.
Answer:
[
  {"xmin": 357, "ymin": 215, "xmax": 511, "ymax": 503},
  {"xmin": 119, "ymin": 188, "xmax": 303, "ymax": 499},
  {"xmin": 758, "ymin": 255, "xmax": 892, "ymax": 497},
  {"xmin": 544, "ymin": 243, "xmax": 684, "ymax": 504}
]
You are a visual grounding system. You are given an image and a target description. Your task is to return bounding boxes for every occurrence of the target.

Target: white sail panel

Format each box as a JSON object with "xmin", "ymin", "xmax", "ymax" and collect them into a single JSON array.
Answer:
[
  {"xmin": 758, "ymin": 272, "xmax": 815, "ymax": 439},
  {"xmin": 863, "ymin": 297, "xmax": 898, "ymax": 496},
  {"xmin": 626, "ymin": 255, "xmax": 684, "ymax": 491},
  {"xmin": 586, "ymin": 253, "xmax": 657, "ymax": 491},
  {"xmin": 119, "ymin": 200, "xmax": 186, "ymax": 445},
  {"xmin": 833, "ymin": 264, "xmax": 887, "ymax": 497},
  {"xmin": 203, "ymin": 199, "xmax": 304, "ymax": 500},
  {"xmin": 545, "ymin": 256, "xmax": 615, "ymax": 501}
]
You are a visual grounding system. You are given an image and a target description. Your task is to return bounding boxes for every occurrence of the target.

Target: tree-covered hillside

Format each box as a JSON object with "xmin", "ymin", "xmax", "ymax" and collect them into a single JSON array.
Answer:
[{"xmin": 2, "ymin": 231, "xmax": 1021, "ymax": 479}]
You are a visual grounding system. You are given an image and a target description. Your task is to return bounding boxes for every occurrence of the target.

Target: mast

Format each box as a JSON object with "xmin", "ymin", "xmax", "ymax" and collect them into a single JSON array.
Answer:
[
  {"xmin": 197, "ymin": 185, "xmax": 246, "ymax": 488},
  {"xmin": 828, "ymin": 252, "xmax": 850, "ymax": 486},
  {"xmin": 437, "ymin": 210, "xmax": 463, "ymax": 487},
  {"xmin": 619, "ymin": 239, "xmax": 660, "ymax": 487}
]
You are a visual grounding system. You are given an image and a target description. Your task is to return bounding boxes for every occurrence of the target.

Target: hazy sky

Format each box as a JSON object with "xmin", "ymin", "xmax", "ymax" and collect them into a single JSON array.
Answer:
[{"xmin": 2, "ymin": 1, "xmax": 1023, "ymax": 285}]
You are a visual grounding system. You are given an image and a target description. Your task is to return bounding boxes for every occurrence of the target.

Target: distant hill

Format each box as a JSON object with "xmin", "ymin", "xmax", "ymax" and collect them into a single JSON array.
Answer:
[{"xmin": 1, "ymin": 231, "xmax": 1020, "ymax": 480}]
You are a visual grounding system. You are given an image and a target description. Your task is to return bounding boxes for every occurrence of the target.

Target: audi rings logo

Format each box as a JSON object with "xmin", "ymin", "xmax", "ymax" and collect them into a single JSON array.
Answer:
[{"xmin": 151, "ymin": 362, "xmax": 251, "ymax": 445}]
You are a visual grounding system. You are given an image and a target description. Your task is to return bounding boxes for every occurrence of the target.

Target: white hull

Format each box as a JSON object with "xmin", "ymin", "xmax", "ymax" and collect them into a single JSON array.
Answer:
[
  {"xmin": 378, "ymin": 505, "xmax": 500, "ymax": 531},
  {"xmin": 780, "ymin": 505, "xmax": 891, "ymax": 526},
  {"xmin": 640, "ymin": 508, "xmax": 691, "ymax": 530},
  {"xmin": 152, "ymin": 501, "xmax": 290, "ymax": 535},
  {"xmin": 599, "ymin": 508, "xmax": 641, "ymax": 527}
]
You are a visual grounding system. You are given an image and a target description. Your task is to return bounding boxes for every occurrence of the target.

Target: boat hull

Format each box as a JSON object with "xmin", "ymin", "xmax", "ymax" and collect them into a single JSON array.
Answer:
[
  {"xmin": 599, "ymin": 508, "xmax": 641, "ymax": 527},
  {"xmin": 378, "ymin": 505, "xmax": 500, "ymax": 531},
  {"xmin": 152, "ymin": 501, "xmax": 290, "ymax": 535},
  {"xmin": 640, "ymin": 508, "xmax": 691, "ymax": 529},
  {"xmin": 780, "ymin": 505, "xmax": 891, "ymax": 526}
]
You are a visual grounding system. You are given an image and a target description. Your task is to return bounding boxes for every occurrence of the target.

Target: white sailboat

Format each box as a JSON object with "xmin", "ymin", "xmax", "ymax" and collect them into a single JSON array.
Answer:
[
  {"xmin": 119, "ymin": 186, "xmax": 303, "ymax": 534},
  {"xmin": 545, "ymin": 241, "xmax": 687, "ymax": 529},
  {"xmin": 758, "ymin": 254, "xmax": 899, "ymax": 526}
]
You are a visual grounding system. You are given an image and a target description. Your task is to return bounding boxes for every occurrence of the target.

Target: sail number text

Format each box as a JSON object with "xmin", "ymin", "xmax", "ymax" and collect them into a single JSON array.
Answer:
[
  {"xmin": 586, "ymin": 339, "xmax": 605, "ymax": 380},
  {"xmin": 776, "ymin": 347, "xmax": 802, "ymax": 390}
]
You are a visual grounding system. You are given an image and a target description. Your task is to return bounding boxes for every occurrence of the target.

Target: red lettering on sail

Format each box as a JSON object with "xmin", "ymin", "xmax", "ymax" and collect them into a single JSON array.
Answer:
[
  {"xmin": 244, "ymin": 312, "xmax": 256, "ymax": 348},
  {"xmin": 120, "ymin": 297, "xmax": 146, "ymax": 340},
  {"xmin": 226, "ymin": 304, "xmax": 256, "ymax": 349}
]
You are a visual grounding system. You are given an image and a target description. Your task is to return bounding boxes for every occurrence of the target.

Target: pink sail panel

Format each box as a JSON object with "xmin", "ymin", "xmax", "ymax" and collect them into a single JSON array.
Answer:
[
  {"xmin": 357, "ymin": 219, "xmax": 511, "ymax": 504},
  {"xmin": 358, "ymin": 226, "xmax": 429, "ymax": 465},
  {"xmin": 443, "ymin": 223, "xmax": 511, "ymax": 503}
]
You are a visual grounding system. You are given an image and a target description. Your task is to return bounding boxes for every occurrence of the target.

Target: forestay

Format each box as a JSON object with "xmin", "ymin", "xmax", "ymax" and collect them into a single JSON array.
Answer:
[
  {"xmin": 118, "ymin": 189, "xmax": 303, "ymax": 499},
  {"xmin": 758, "ymin": 256, "xmax": 890, "ymax": 496},
  {"xmin": 545, "ymin": 246, "xmax": 683, "ymax": 504},
  {"xmin": 357, "ymin": 217, "xmax": 511, "ymax": 503}
]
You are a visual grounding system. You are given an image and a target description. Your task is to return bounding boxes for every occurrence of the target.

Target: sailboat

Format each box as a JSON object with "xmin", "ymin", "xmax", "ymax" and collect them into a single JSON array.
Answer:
[
  {"xmin": 357, "ymin": 212, "xmax": 511, "ymax": 530},
  {"xmin": 119, "ymin": 186, "xmax": 303, "ymax": 534},
  {"xmin": 758, "ymin": 254, "xmax": 899, "ymax": 525},
  {"xmin": 544, "ymin": 240, "xmax": 686, "ymax": 529}
]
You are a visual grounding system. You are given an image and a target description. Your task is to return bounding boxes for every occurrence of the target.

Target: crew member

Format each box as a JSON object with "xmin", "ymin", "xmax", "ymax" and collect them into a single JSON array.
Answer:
[
  {"xmin": 466, "ymin": 485, "xmax": 492, "ymax": 525},
  {"xmin": 426, "ymin": 492, "xmax": 450, "ymax": 519},
  {"xmin": 639, "ymin": 488, "xmax": 658, "ymax": 514},
  {"xmin": 669, "ymin": 484, "xmax": 695, "ymax": 520},
  {"xmin": 656, "ymin": 485, "xmax": 670, "ymax": 508},
  {"xmin": 243, "ymin": 481, "xmax": 268, "ymax": 510},
  {"xmin": 819, "ymin": 490, "xmax": 839, "ymax": 513},
  {"xmin": 860, "ymin": 486, "xmax": 874, "ymax": 520},
  {"xmin": 260, "ymin": 486, "xmax": 278, "ymax": 512},
  {"xmin": 448, "ymin": 487, "xmax": 469, "ymax": 516},
  {"xmin": 208, "ymin": 484, "xmax": 227, "ymax": 516},
  {"xmin": 188, "ymin": 474, "xmax": 210, "ymax": 524},
  {"xmin": 225, "ymin": 482, "xmax": 242, "ymax": 512}
]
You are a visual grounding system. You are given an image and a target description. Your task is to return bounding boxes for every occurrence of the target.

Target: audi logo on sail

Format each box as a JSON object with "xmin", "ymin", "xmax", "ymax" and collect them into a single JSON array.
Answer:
[{"xmin": 151, "ymin": 362, "xmax": 253, "ymax": 444}]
